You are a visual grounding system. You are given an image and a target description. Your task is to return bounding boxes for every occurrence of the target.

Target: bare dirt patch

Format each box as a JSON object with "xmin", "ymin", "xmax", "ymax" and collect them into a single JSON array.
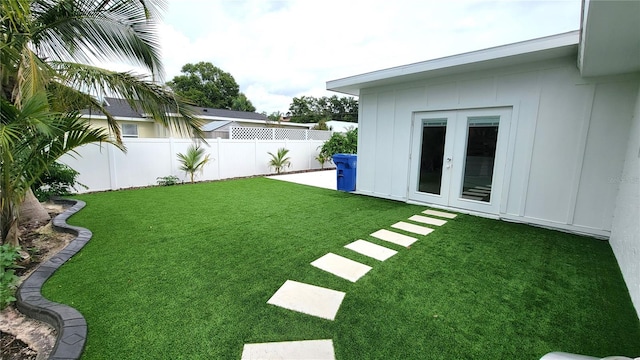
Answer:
[{"xmin": 1, "ymin": 202, "xmax": 74, "ymax": 360}]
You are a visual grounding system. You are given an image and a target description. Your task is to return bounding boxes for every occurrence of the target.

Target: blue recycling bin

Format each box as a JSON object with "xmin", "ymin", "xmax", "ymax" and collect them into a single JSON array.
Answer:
[{"xmin": 332, "ymin": 154, "xmax": 357, "ymax": 191}]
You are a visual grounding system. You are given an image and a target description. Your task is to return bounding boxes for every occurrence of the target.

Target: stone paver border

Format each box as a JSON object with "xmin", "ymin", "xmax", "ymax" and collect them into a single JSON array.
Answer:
[{"xmin": 16, "ymin": 198, "xmax": 90, "ymax": 360}]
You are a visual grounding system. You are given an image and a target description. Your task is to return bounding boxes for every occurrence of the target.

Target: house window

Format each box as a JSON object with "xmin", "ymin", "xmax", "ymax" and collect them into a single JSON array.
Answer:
[{"xmin": 122, "ymin": 124, "xmax": 138, "ymax": 138}]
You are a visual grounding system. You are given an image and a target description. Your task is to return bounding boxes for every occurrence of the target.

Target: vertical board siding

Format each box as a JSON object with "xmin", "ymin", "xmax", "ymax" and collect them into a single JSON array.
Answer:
[
  {"xmin": 609, "ymin": 84, "xmax": 640, "ymax": 320},
  {"xmin": 357, "ymin": 93, "xmax": 378, "ymax": 194},
  {"xmin": 373, "ymin": 92, "xmax": 396, "ymax": 195},
  {"xmin": 573, "ymin": 81, "xmax": 639, "ymax": 230},
  {"xmin": 524, "ymin": 66, "xmax": 592, "ymax": 223}
]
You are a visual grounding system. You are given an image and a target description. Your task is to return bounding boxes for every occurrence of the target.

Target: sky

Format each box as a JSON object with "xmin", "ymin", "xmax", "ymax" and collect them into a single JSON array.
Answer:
[{"xmin": 129, "ymin": 0, "xmax": 582, "ymax": 114}]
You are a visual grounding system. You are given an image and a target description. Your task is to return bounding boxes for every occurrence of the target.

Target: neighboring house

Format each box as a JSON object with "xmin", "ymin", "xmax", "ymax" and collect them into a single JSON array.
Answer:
[
  {"xmin": 325, "ymin": 120, "xmax": 358, "ymax": 133},
  {"xmin": 80, "ymin": 97, "xmax": 310, "ymax": 138},
  {"xmin": 327, "ymin": 1, "xmax": 640, "ymax": 317}
]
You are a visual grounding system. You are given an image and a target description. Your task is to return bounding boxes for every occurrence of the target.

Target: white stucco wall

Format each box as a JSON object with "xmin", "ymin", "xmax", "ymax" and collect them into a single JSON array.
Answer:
[
  {"xmin": 356, "ymin": 56, "xmax": 639, "ymax": 237},
  {"xmin": 609, "ymin": 83, "xmax": 640, "ymax": 320}
]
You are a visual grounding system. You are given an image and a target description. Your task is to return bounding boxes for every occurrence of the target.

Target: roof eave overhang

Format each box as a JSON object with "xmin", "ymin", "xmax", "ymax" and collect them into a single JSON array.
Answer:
[
  {"xmin": 578, "ymin": 0, "xmax": 640, "ymax": 77},
  {"xmin": 327, "ymin": 31, "xmax": 580, "ymax": 96}
]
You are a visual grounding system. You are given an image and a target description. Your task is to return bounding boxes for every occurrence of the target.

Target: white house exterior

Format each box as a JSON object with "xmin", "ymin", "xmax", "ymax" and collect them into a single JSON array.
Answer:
[{"xmin": 327, "ymin": 1, "xmax": 640, "ymax": 317}]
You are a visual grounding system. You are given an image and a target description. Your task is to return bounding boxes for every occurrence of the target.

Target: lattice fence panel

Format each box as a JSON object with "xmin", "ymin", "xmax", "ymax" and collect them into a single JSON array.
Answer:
[
  {"xmin": 230, "ymin": 127, "xmax": 332, "ymax": 140},
  {"xmin": 307, "ymin": 130, "xmax": 333, "ymax": 140},
  {"xmin": 230, "ymin": 127, "xmax": 274, "ymax": 140},
  {"xmin": 274, "ymin": 128, "xmax": 306, "ymax": 140}
]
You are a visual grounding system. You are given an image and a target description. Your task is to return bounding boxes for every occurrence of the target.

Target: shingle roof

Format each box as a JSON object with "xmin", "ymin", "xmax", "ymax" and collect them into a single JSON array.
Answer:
[
  {"xmin": 79, "ymin": 97, "xmax": 144, "ymax": 118},
  {"xmin": 195, "ymin": 108, "xmax": 267, "ymax": 120},
  {"xmin": 80, "ymin": 97, "xmax": 268, "ymax": 121}
]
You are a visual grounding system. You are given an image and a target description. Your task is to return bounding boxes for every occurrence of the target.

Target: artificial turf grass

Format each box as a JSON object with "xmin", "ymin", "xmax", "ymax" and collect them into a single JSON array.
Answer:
[{"xmin": 40, "ymin": 177, "xmax": 640, "ymax": 359}]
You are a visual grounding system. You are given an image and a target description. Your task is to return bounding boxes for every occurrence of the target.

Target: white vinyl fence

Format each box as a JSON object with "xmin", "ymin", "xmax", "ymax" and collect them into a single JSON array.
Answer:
[{"xmin": 60, "ymin": 138, "xmax": 330, "ymax": 193}]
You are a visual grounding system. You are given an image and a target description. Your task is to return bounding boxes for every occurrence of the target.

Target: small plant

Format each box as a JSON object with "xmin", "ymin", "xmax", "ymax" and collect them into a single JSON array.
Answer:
[
  {"xmin": 268, "ymin": 148, "xmax": 291, "ymax": 174},
  {"xmin": 315, "ymin": 152, "xmax": 332, "ymax": 169},
  {"xmin": 0, "ymin": 244, "xmax": 22, "ymax": 309},
  {"xmin": 34, "ymin": 162, "xmax": 87, "ymax": 201},
  {"xmin": 157, "ymin": 175, "xmax": 181, "ymax": 186},
  {"xmin": 177, "ymin": 144, "xmax": 211, "ymax": 183}
]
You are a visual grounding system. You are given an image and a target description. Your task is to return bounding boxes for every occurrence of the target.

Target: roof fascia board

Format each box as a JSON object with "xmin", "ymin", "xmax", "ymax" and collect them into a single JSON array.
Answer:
[
  {"xmin": 327, "ymin": 30, "xmax": 580, "ymax": 95},
  {"xmin": 81, "ymin": 114, "xmax": 154, "ymax": 122}
]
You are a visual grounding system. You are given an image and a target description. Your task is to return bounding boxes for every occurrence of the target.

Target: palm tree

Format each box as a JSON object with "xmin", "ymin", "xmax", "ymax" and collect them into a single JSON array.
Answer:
[
  {"xmin": 1, "ymin": 93, "xmax": 116, "ymax": 246},
  {"xmin": 177, "ymin": 144, "xmax": 211, "ymax": 183},
  {"xmin": 0, "ymin": 0, "xmax": 205, "ymax": 245},
  {"xmin": 268, "ymin": 148, "xmax": 291, "ymax": 174}
]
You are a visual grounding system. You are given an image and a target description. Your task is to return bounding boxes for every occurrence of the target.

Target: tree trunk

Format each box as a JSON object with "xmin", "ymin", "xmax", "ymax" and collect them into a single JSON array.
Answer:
[{"xmin": 19, "ymin": 188, "xmax": 50, "ymax": 226}]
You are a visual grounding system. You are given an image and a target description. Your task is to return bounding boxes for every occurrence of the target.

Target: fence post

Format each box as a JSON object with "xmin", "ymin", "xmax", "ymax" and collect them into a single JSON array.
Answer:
[
  {"xmin": 168, "ymin": 137, "xmax": 175, "ymax": 175},
  {"xmin": 107, "ymin": 142, "xmax": 118, "ymax": 190},
  {"xmin": 272, "ymin": 128, "xmax": 276, "ymax": 140},
  {"xmin": 254, "ymin": 137, "xmax": 259, "ymax": 175},
  {"xmin": 229, "ymin": 127, "xmax": 233, "ymax": 140},
  {"xmin": 217, "ymin": 137, "xmax": 221, "ymax": 180}
]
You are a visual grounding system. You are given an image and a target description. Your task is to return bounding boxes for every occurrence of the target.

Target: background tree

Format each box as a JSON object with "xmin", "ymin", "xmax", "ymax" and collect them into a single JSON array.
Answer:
[
  {"xmin": 231, "ymin": 92, "xmax": 256, "ymax": 112},
  {"xmin": 288, "ymin": 95, "xmax": 358, "ymax": 123},
  {"xmin": 168, "ymin": 62, "xmax": 256, "ymax": 111}
]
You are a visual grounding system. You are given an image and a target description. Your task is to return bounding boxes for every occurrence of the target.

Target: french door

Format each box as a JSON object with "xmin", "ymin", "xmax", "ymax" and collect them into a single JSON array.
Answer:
[{"xmin": 408, "ymin": 108, "xmax": 511, "ymax": 214}]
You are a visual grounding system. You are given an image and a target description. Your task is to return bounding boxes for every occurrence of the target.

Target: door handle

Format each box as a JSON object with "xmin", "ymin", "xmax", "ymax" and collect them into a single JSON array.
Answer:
[{"xmin": 446, "ymin": 157, "xmax": 452, "ymax": 169}]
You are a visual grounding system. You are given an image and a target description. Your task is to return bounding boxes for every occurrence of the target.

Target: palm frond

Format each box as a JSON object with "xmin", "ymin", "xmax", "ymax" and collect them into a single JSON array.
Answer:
[{"xmin": 30, "ymin": 0, "xmax": 165, "ymax": 78}]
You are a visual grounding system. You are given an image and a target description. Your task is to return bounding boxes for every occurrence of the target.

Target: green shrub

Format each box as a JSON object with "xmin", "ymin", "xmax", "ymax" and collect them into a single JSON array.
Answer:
[
  {"xmin": 34, "ymin": 162, "xmax": 87, "ymax": 201},
  {"xmin": 319, "ymin": 127, "xmax": 357, "ymax": 159},
  {"xmin": 0, "ymin": 244, "xmax": 22, "ymax": 309},
  {"xmin": 157, "ymin": 175, "xmax": 181, "ymax": 186}
]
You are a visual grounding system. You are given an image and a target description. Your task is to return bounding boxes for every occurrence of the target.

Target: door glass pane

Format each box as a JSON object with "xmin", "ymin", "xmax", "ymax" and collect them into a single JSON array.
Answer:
[
  {"xmin": 418, "ymin": 119, "xmax": 447, "ymax": 195},
  {"xmin": 460, "ymin": 117, "xmax": 499, "ymax": 202}
]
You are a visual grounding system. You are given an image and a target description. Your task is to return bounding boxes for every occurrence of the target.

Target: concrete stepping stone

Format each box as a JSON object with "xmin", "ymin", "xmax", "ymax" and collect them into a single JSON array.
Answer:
[
  {"xmin": 391, "ymin": 221, "xmax": 433, "ymax": 236},
  {"xmin": 241, "ymin": 339, "xmax": 335, "ymax": 360},
  {"xmin": 345, "ymin": 240, "xmax": 397, "ymax": 261},
  {"xmin": 408, "ymin": 215, "xmax": 447, "ymax": 226},
  {"xmin": 267, "ymin": 280, "xmax": 345, "ymax": 320},
  {"xmin": 371, "ymin": 229, "xmax": 418, "ymax": 247},
  {"xmin": 422, "ymin": 209, "xmax": 457, "ymax": 219},
  {"xmin": 311, "ymin": 253, "xmax": 372, "ymax": 282}
]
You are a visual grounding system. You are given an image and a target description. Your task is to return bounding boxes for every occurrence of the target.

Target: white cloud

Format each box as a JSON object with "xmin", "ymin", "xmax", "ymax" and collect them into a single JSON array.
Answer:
[{"xmin": 132, "ymin": 0, "xmax": 582, "ymax": 113}]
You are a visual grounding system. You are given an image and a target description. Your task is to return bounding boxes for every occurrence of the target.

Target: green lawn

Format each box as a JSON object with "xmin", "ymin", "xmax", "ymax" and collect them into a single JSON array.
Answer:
[{"xmin": 42, "ymin": 177, "xmax": 640, "ymax": 359}]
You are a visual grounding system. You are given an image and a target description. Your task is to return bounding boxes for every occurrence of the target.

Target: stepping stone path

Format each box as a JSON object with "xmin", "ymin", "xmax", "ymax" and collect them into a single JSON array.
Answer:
[
  {"xmin": 423, "ymin": 209, "xmax": 458, "ymax": 219},
  {"xmin": 267, "ymin": 280, "xmax": 345, "ymax": 320},
  {"xmin": 344, "ymin": 240, "xmax": 397, "ymax": 261},
  {"xmin": 311, "ymin": 253, "xmax": 372, "ymax": 282},
  {"xmin": 391, "ymin": 221, "xmax": 434, "ymax": 236},
  {"xmin": 370, "ymin": 229, "xmax": 418, "ymax": 247},
  {"xmin": 409, "ymin": 215, "xmax": 447, "ymax": 226},
  {"xmin": 246, "ymin": 208, "xmax": 458, "ymax": 359},
  {"xmin": 241, "ymin": 339, "xmax": 335, "ymax": 360}
]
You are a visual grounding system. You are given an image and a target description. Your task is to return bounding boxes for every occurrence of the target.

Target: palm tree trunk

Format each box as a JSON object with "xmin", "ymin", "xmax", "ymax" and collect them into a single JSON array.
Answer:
[{"xmin": 19, "ymin": 188, "xmax": 50, "ymax": 226}]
